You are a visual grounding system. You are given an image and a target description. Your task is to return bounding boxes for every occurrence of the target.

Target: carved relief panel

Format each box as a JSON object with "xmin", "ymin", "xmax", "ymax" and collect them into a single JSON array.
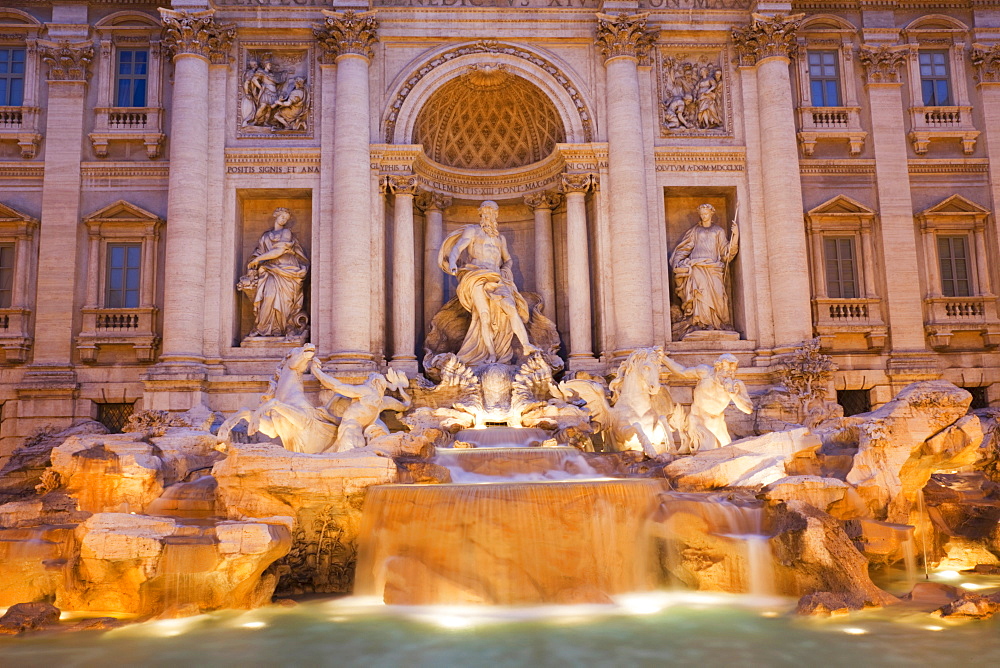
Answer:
[
  {"xmin": 656, "ymin": 47, "xmax": 731, "ymax": 138},
  {"xmin": 237, "ymin": 43, "xmax": 314, "ymax": 138}
]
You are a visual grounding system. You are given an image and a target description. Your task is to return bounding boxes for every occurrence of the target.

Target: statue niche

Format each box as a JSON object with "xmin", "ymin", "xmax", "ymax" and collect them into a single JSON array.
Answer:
[
  {"xmin": 424, "ymin": 200, "xmax": 562, "ymax": 374},
  {"xmin": 238, "ymin": 206, "xmax": 309, "ymax": 341}
]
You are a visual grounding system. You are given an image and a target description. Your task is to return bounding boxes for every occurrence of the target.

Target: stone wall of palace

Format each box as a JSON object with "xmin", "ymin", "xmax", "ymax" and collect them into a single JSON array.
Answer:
[{"xmin": 2, "ymin": 0, "xmax": 1000, "ymax": 458}]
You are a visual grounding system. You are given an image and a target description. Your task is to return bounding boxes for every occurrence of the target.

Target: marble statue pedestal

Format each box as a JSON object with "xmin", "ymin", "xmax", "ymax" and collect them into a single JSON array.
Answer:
[{"xmin": 681, "ymin": 330, "xmax": 741, "ymax": 343}]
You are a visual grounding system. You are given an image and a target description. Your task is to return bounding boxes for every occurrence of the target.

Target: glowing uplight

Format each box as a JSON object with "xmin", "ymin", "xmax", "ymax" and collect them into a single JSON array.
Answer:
[
  {"xmin": 242, "ymin": 621, "xmax": 266, "ymax": 629},
  {"xmin": 936, "ymin": 570, "xmax": 962, "ymax": 580},
  {"xmin": 433, "ymin": 615, "xmax": 475, "ymax": 630},
  {"xmin": 960, "ymin": 582, "xmax": 990, "ymax": 590},
  {"xmin": 760, "ymin": 611, "xmax": 779, "ymax": 618},
  {"xmin": 619, "ymin": 598, "xmax": 664, "ymax": 616},
  {"xmin": 842, "ymin": 627, "xmax": 867, "ymax": 635},
  {"xmin": 924, "ymin": 625, "xmax": 944, "ymax": 632}
]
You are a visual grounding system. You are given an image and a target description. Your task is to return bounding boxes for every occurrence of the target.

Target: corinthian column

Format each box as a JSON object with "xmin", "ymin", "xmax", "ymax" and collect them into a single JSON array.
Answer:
[
  {"xmin": 315, "ymin": 10, "xmax": 379, "ymax": 369},
  {"xmin": 732, "ymin": 14, "xmax": 812, "ymax": 348},
  {"xmin": 523, "ymin": 190, "xmax": 561, "ymax": 318},
  {"xmin": 561, "ymin": 173, "xmax": 596, "ymax": 367},
  {"xmin": 858, "ymin": 45, "xmax": 927, "ymax": 353},
  {"xmin": 416, "ymin": 191, "xmax": 452, "ymax": 332},
  {"xmin": 596, "ymin": 12, "xmax": 658, "ymax": 353},
  {"xmin": 157, "ymin": 9, "xmax": 233, "ymax": 368},
  {"xmin": 388, "ymin": 174, "xmax": 418, "ymax": 373},
  {"xmin": 32, "ymin": 41, "xmax": 93, "ymax": 370}
]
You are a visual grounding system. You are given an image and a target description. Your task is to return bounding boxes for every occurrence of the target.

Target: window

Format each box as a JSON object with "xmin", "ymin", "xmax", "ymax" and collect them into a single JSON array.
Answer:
[
  {"xmin": 837, "ymin": 389, "xmax": 871, "ymax": 417},
  {"xmin": 96, "ymin": 402, "xmax": 134, "ymax": 434},
  {"xmin": 919, "ymin": 51, "xmax": 951, "ymax": 106},
  {"xmin": 115, "ymin": 49, "xmax": 148, "ymax": 107},
  {"xmin": 962, "ymin": 386, "xmax": 989, "ymax": 411},
  {"xmin": 808, "ymin": 51, "xmax": 840, "ymax": 107},
  {"xmin": 0, "ymin": 243, "xmax": 13, "ymax": 308},
  {"xmin": 938, "ymin": 236, "xmax": 971, "ymax": 297},
  {"xmin": 824, "ymin": 237, "xmax": 858, "ymax": 299},
  {"xmin": 105, "ymin": 243, "xmax": 141, "ymax": 308},
  {"xmin": 0, "ymin": 47, "xmax": 25, "ymax": 106}
]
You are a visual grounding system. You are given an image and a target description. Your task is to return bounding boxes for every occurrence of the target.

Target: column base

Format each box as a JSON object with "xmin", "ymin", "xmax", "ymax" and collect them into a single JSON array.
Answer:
[
  {"xmin": 388, "ymin": 357, "xmax": 419, "ymax": 375},
  {"xmin": 567, "ymin": 354, "xmax": 603, "ymax": 375},
  {"xmin": 324, "ymin": 351, "xmax": 379, "ymax": 375}
]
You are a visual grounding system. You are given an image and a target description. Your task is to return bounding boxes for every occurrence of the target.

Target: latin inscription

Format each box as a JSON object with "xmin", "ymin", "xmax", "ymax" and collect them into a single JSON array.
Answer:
[
  {"xmin": 227, "ymin": 165, "xmax": 320, "ymax": 174},
  {"xmin": 374, "ymin": 0, "xmax": 600, "ymax": 6}
]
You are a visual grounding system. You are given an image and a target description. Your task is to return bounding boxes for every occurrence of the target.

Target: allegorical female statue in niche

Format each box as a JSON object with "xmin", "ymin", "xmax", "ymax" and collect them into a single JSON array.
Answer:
[
  {"xmin": 669, "ymin": 203, "xmax": 739, "ymax": 338},
  {"xmin": 238, "ymin": 207, "xmax": 309, "ymax": 339}
]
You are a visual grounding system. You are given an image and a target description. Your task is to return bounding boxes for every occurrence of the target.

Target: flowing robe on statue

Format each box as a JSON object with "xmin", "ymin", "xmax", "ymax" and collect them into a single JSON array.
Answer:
[
  {"xmin": 670, "ymin": 224, "xmax": 736, "ymax": 331},
  {"xmin": 453, "ymin": 267, "xmax": 531, "ymax": 365},
  {"xmin": 247, "ymin": 229, "xmax": 309, "ymax": 337}
]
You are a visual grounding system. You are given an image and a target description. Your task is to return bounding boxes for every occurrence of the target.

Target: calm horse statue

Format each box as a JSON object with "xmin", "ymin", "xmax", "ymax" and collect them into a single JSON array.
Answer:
[
  {"xmin": 218, "ymin": 344, "xmax": 338, "ymax": 454},
  {"xmin": 560, "ymin": 348, "xmax": 678, "ymax": 456}
]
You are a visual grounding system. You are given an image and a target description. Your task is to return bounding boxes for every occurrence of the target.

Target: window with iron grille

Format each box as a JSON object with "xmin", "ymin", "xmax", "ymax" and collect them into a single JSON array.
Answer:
[
  {"xmin": 837, "ymin": 389, "xmax": 871, "ymax": 417},
  {"xmin": 0, "ymin": 243, "xmax": 13, "ymax": 309},
  {"xmin": 0, "ymin": 48, "xmax": 25, "ymax": 107},
  {"xmin": 919, "ymin": 50, "xmax": 951, "ymax": 106},
  {"xmin": 938, "ymin": 235, "xmax": 971, "ymax": 297},
  {"xmin": 824, "ymin": 237, "xmax": 858, "ymax": 299},
  {"xmin": 963, "ymin": 386, "xmax": 989, "ymax": 410},
  {"xmin": 96, "ymin": 402, "xmax": 134, "ymax": 434},
  {"xmin": 105, "ymin": 243, "xmax": 141, "ymax": 308},
  {"xmin": 808, "ymin": 50, "xmax": 840, "ymax": 107},
  {"xmin": 115, "ymin": 49, "xmax": 148, "ymax": 108}
]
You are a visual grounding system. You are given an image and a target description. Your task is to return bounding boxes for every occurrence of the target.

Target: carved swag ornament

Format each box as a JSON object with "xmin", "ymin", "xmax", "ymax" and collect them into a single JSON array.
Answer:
[
  {"xmin": 313, "ymin": 10, "xmax": 380, "ymax": 63},
  {"xmin": 595, "ymin": 13, "xmax": 659, "ymax": 62},
  {"xmin": 731, "ymin": 13, "xmax": 803, "ymax": 67},
  {"xmin": 159, "ymin": 9, "xmax": 235, "ymax": 64}
]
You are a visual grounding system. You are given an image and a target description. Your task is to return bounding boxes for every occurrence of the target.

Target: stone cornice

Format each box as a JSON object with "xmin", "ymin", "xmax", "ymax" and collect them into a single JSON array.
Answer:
[
  {"xmin": 731, "ymin": 13, "xmax": 803, "ymax": 67},
  {"xmin": 159, "ymin": 9, "xmax": 234, "ymax": 65},
  {"xmin": 595, "ymin": 13, "xmax": 658, "ymax": 63},
  {"xmin": 971, "ymin": 43, "xmax": 1000, "ymax": 84},
  {"xmin": 859, "ymin": 44, "xmax": 908, "ymax": 84},
  {"xmin": 314, "ymin": 10, "xmax": 379, "ymax": 64},
  {"xmin": 38, "ymin": 40, "xmax": 93, "ymax": 82}
]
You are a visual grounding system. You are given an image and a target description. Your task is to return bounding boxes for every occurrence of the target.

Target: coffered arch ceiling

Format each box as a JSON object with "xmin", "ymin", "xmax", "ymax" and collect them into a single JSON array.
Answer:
[{"xmin": 412, "ymin": 65, "xmax": 566, "ymax": 171}]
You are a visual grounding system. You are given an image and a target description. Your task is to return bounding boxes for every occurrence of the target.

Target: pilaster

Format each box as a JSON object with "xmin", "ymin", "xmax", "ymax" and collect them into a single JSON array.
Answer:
[
  {"xmin": 416, "ymin": 192, "xmax": 452, "ymax": 334},
  {"xmin": 561, "ymin": 173, "xmax": 597, "ymax": 368},
  {"xmin": 523, "ymin": 190, "xmax": 561, "ymax": 319},
  {"xmin": 972, "ymin": 44, "xmax": 1000, "ymax": 307},
  {"xmin": 388, "ymin": 174, "xmax": 418, "ymax": 374}
]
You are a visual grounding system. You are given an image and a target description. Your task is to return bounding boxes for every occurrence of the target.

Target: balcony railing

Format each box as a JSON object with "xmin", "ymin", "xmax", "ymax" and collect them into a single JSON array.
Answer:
[
  {"xmin": 90, "ymin": 107, "xmax": 165, "ymax": 159},
  {"xmin": 908, "ymin": 106, "xmax": 978, "ymax": 155},
  {"xmin": 925, "ymin": 295, "xmax": 1000, "ymax": 348},
  {"xmin": 812, "ymin": 297, "xmax": 887, "ymax": 350},
  {"xmin": 0, "ymin": 106, "xmax": 41, "ymax": 158},
  {"xmin": 797, "ymin": 106, "xmax": 866, "ymax": 156},
  {"xmin": 77, "ymin": 307, "xmax": 158, "ymax": 363}
]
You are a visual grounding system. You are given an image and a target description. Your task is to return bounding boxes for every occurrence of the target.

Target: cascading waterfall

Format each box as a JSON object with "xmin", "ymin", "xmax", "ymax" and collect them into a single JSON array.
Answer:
[{"xmin": 433, "ymin": 446, "xmax": 598, "ymax": 482}]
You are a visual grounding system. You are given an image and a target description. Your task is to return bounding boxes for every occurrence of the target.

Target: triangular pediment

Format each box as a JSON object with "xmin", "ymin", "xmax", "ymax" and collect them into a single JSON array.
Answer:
[
  {"xmin": 84, "ymin": 200, "xmax": 162, "ymax": 223},
  {"xmin": 0, "ymin": 201, "xmax": 38, "ymax": 224},
  {"xmin": 808, "ymin": 195, "xmax": 875, "ymax": 217},
  {"xmin": 921, "ymin": 194, "xmax": 990, "ymax": 216}
]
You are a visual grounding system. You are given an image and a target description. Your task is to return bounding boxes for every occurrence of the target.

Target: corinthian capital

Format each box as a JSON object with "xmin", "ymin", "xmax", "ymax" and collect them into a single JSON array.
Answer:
[
  {"xmin": 314, "ymin": 10, "xmax": 380, "ymax": 64},
  {"xmin": 972, "ymin": 44, "xmax": 1000, "ymax": 84},
  {"xmin": 39, "ymin": 41, "xmax": 94, "ymax": 82},
  {"xmin": 731, "ymin": 13, "xmax": 803, "ymax": 67},
  {"xmin": 595, "ymin": 13, "xmax": 659, "ymax": 63},
  {"xmin": 859, "ymin": 45, "xmax": 908, "ymax": 84},
  {"xmin": 524, "ymin": 191, "xmax": 562, "ymax": 210},
  {"xmin": 159, "ymin": 9, "xmax": 235, "ymax": 65}
]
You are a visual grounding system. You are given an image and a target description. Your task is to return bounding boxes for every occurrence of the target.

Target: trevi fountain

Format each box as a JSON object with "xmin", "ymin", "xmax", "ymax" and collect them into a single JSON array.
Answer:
[
  {"xmin": 2, "ymin": 199, "xmax": 1000, "ymax": 664},
  {"xmin": 3, "ymin": 3, "xmax": 1000, "ymax": 665}
]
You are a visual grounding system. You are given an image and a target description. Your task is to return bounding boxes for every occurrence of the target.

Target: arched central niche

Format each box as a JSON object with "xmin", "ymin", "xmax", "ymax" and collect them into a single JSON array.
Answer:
[{"xmin": 412, "ymin": 65, "xmax": 566, "ymax": 171}]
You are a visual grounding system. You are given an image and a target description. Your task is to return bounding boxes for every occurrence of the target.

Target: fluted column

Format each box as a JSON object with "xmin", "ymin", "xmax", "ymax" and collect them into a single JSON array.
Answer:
[
  {"xmin": 31, "ymin": 40, "xmax": 93, "ymax": 369},
  {"xmin": 416, "ymin": 191, "xmax": 451, "ymax": 332},
  {"xmin": 523, "ymin": 190, "xmax": 561, "ymax": 318},
  {"xmin": 388, "ymin": 175, "xmax": 418, "ymax": 373},
  {"xmin": 157, "ymin": 9, "xmax": 233, "ymax": 367},
  {"xmin": 315, "ymin": 10, "xmax": 379, "ymax": 369},
  {"xmin": 859, "ymin": 45, "xmax": 927, "ymax": 352},
  {"xmin": 596, "ymin": 12, "xmax": 657, "ymax": 353},
  {"xmin": 561, "ymin": 173, "xmax": 596, "ymax": 365},
  {"xmin": 732, "ymin": 14, "xmax": 812, "ymax": 348}
]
